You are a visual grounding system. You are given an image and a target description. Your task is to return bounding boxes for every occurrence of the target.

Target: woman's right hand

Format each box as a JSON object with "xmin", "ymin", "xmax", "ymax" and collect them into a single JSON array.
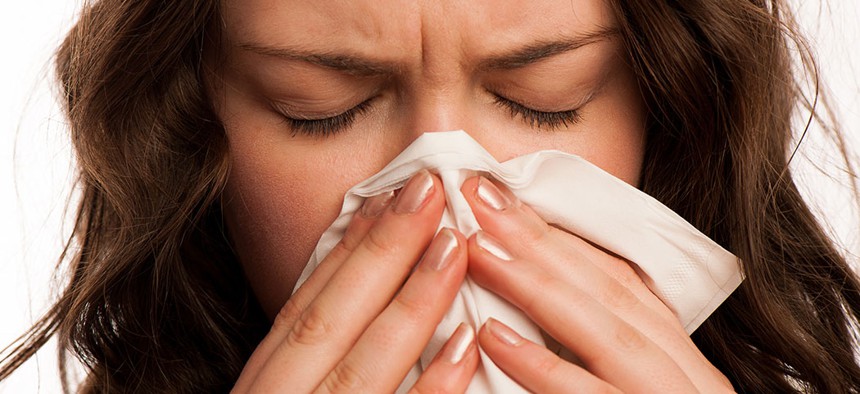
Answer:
[{"xmin": 231, "ymin": 170, "xmax": 479, "ymax": 393}]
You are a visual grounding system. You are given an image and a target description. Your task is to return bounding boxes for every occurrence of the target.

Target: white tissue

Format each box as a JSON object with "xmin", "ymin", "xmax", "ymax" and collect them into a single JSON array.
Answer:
[{"xmin": 293, "ymin": 130, "xmax": 743, "ymax": 393}]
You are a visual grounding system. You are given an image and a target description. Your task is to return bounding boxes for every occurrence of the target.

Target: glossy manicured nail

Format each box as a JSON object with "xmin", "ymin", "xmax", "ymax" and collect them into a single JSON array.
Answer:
[
  {"xmin": 394, "ymin": 170, "xmax": 435, "ymax": 214},
  {"xmin": 485, "ymin": 318, "xmax": 523, "ymax": 346},
  {"xmin": 475, "ymin": 231, "xmax": 513, "ymax": 261},
  {"xmin": 420, "ymin": 228, "xmax": 458, "ymax": 271},
  {"xmin": 360, "ymin": 190, "xmax": 395, "ymax": 218},
  {"xmin": 442, "ymin": 323, "xmax": 474, "ymax": 364},
  {"xmin": 476, "ymin": 177, "xmax": 512, "ymax": 210}
]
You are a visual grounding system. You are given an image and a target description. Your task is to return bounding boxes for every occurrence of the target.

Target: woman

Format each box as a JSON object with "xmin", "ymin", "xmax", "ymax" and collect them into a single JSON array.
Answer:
[{"xmin": 2, "ymin": 0, "xmax": 860, "ymax": 392}]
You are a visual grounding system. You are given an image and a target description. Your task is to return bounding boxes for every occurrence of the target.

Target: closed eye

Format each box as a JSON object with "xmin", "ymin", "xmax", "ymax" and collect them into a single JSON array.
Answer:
[
  {"xmin": 492, "ymin": 95, "xmax": 583, "ymax": 130},
  {"xmin": 271, "ymin": 97, "xmax": 375, "ymax": 137}
]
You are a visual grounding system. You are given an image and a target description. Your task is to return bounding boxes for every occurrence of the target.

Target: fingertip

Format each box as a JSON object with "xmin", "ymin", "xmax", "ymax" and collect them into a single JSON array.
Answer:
[
  {"xmin": 461, "ymin": 332, "xmax": 482, "ymax": 372},
  {"xmin": 446, "ymin": 226, "xmax": 466, "ymax": 239},
  {"xmin": 466, "ymin": 231, "xmax": 517, "ymax": 290},
  {"xmin": 458, "ymin": 175, "xmax": 489, "ymax": 212},
  {"xmin": 427, "ymin": 171, "xmax": 449, "ymax": 209},
  {"xmin": 422, "ymin": 170, "xmax": 445, "ymax": 198},
  {"xmin": 460, "ymin": 176, "xmax": 518, "ymax": 207},
  {"xmin": 477, "ymin": 319, "xmax": 621, "ymax": 394},
  {"xmin": 441, "ymin": 323, "xmax": 476, "ymax": 365},
  {"xmin": 449, "ymin": 228, "xmax": 469, "ymax": 261},
  {"xmin": 418, "ymin": 228, "xmax": 464, "ymax": 272},
  {"xmin": 481, "ymin": 318, "xmax": 525, "ymax": 348},
  {"xmin": 460, "ymin": 175, "xmax": 482, "ymax": 196},
  {"xmin": 359, "ymin": 190, "xmax": 396, "ymax": 219},
  {"xmin": 410, "ymin": 323, "xmax": 479, "ymax": 393},
  {"xmin": 413, "ymin": 171, "xmax": 448, "ymax": 217},
  {"xmin": 439, "ymin": 227, "xmax": 466, "ymax": 247},
  {"xmin": 473, "ymin": 231, "xmax": 515, "ymax": 261}
]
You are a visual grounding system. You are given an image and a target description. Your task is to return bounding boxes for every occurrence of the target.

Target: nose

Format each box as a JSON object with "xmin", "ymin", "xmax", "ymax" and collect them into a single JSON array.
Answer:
[
  {"xmin": 383, "ymin": 74, "xmax": 505, "ymax": 163},
  {"xmin": 402, "ymin": 93, "xmax": 468, "ymax": 135},
  {"xmin": 397, "ymin": 88, "xmax": 490, "ymax": 146}
]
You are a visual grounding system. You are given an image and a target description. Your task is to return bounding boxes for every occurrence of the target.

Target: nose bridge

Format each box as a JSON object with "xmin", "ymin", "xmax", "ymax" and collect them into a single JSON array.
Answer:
[
  {"xmin": 406, "ymin": 90, "xmax": 463, "ymax": 134},
  {"xmin": 396, "ymin": 2, "xmax": 488, "ymax": 145},
  {"xmin": 379, "ymin": 85, "xmax": 482, "ymax": 177},
  {"xmin": 404, "ymin": 80, "xmax": 473, "ymax": 137}
]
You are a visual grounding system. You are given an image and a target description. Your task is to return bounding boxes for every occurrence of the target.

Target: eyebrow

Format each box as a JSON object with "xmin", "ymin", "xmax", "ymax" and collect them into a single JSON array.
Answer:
[
  {"xmin": 478, "ymin": 27, "xmax": 619, "ymax": 70},
  {"xmin": 238, "ymin": 43, "xmax": 399, "ymax": 76},
  {"xmin": 237, "ymin": 26, "xmax": 619, "ymax": 76}
]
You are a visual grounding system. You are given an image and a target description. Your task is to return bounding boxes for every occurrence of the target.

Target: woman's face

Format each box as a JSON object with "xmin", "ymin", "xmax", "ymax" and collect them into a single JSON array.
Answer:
[{"xmin": 211, "ymin": 0, "xmax": 647, "ymax": 317}]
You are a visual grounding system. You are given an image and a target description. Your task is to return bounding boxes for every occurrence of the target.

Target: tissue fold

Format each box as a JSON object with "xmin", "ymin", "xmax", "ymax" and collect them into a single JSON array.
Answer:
[{"xmin": 293, "ymin": 130, "xmax": 743, "ymax": 393}]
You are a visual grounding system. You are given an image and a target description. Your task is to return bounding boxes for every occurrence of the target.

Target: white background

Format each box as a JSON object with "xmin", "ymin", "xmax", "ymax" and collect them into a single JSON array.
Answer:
[{"xmin": 1, "ymin": 1, "xmax": 859, "ymax": 392}]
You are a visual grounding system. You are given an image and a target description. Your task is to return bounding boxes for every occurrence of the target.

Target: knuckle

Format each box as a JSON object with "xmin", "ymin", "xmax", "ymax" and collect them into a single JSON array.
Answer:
[
  {"xmin": 286, "ymin": 304, "xmax": 335, "ymax": 347},
  {"xmin": 605, "ymin": 257, "xmax": 644, "ymax": 289},
  {"xmin": 533, "ymin": 352, "xmax": 566, "ymax": 379},
  {"xmin": 520, "ymin": 219, "xmax": 552, "ymax": 246},
  {"xmin": 340, "ymin": 221, "xmax": 369, "ymax": 251},
  {"xmin": 325, "ymin": 241, "xmax": 352, "ymax": 262},
  {"xmin": 362, "ymin": 225, "xmax": 400, "ymax": 257},
  {"xmin": 613, "ymin": 324, "xmax": 649, "ymax": 353},
  {"xmin": 390, "ymin": 291, "xmax": 434, "ymax": 324},
  {"xmin": 272, "ymin": 297, "xmax": 304, "ymax": 332},
  {"xmin": 518, "ymin": 273, "xmax": 557, "ymax": 311},
  {"xmin": 324, "ymin": 361, "xmax": 373, "ymax": 392},
  {"xmin": 600, "ymin": 281, "xmax": 641, "ymax": 311}
]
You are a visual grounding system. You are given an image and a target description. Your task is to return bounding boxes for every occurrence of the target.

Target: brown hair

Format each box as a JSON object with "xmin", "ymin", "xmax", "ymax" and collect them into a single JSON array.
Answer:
[{"xmin": 2, "ymin": 0, "xmax": 859, "ymax": 392}]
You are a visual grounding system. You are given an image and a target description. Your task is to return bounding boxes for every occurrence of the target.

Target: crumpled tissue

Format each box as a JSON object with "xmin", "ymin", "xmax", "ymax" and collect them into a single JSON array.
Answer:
[{"xmin": 293, "ymin": 130, "xmax": 743, "ymax": 393}]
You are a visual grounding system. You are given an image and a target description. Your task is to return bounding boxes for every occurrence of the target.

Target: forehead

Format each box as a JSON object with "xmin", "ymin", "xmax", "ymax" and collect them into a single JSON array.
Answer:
[{"xmin": 223, "ymin": 0, "xmax": 617, "ymax": 62}]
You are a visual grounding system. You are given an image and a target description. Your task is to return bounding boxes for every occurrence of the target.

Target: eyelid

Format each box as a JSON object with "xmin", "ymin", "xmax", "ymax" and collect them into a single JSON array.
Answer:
[
  {"xmin": 267, "ymin": 80, "xmax": 388, "ymax": 120},
  {"xmin": 491, "ymin": 93, "xmax": 586, "ymax": 130},
  {"xmin": 270, "ymin": 96, "xmax": 376, "ymax": 137},
  {"xmin": 270, "ymin": 99, "xmax": 360, "ymax": 120},
  {"xmin": 488, "ymin": 83, "xmax": 596, "ymax": 111}
]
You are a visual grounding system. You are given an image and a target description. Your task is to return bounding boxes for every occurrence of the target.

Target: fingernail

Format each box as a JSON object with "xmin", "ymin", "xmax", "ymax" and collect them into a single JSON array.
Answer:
[
  {"xmin": 476, "ymin": 177, "xmax": 512, "ymax": 210},
  {"xmin": 485, "ymin": 318, "xmax": 523, "ymax": 346},
  {"xmin": 442, "ymin": 323, "xmax": 474, "ymax": 364},
  {"xmin": 475, "ymin": 231, "xmax": 513, "ymax": 261},
  {"xmin": 360, "ymin": 190, "xmax": 395, "ymax": 218},
  {"xmin": 420, "ymin": 228, "xmax": 458, "ymax": 271},
  {"xmin": 394, "ymin": 170, "xmax": 435, "ymax": 214}
]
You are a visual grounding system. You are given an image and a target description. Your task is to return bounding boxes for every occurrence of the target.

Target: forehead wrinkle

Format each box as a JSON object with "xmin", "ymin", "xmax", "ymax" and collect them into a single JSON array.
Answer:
[{"xmin": 415, "ymin": 0, "xmax": 468, "ymax": 81}]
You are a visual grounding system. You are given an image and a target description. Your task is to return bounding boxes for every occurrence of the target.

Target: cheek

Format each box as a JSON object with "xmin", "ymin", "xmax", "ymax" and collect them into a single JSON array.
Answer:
[
  {"xmin": 585, "ymin": 74, "xmax": 648, "ymax": 185},
  {"xmin": 223, "ymin": 150, "xmax": 343, "ymax": 317},
  {"xmin": 561, "ymin": 63, "xmax": 647, "ymax": 186},
  {"xmin": 221, "ymin": 124, "xmax": 387, "ymax": 317}
]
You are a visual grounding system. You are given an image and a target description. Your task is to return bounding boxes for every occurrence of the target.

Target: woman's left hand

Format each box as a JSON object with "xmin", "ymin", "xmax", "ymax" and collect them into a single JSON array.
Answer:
[{"xmin": 460, "ymin": 176, "xmax": 735, "ymax": 393}]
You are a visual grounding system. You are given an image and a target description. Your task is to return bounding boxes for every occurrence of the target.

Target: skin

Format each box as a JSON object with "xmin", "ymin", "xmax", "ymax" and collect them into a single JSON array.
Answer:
[{"xmin": 209, "ymin": 0, "xmax": 735, "ymax": 391}]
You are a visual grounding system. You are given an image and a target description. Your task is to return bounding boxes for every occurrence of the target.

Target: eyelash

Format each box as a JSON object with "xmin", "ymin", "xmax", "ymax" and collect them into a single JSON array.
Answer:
[
  {"xmin": 276, "ymin": 98, "xmax": 374, "ymax": 137},
  {"xmin": 277, "ymin": 94, "xmax": 583, "ymax": 136},
  {"xmin": 492, "ymin": 95, "xmax": 583, "ymax": 130}
]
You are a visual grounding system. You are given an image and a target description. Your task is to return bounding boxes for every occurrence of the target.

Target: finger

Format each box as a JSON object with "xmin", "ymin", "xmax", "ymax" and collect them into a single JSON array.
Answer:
[
  {"xmin": 248, "ymin": 170, "xmax": 447, "ymax": 392},
  {"xmin": 461, "ymin": 176, "xmax": 675, "ymax": 325},
  {"xmin": 467, "ymin": 232, "xmax": 697, "ymax": 392},
  {"xmin": 233, "ymin": 191, "xmax": 395, "ymax": 392},
  {"xmin": 284, "ymin": 190, "xmax": 397, "ymax": 328},
  {"xmin": 479, "ymin": 318, "xmax": 621, "ymax": 394},
  {"xmin": 318, "ymin": 229, "xmax": 469, "ymax": 392},
  {"xmin": 462, "ymin": 176, "xmax": 724, "ymax": 386},
  {"xmin": 409, "ymin": 323, "xmax": 480, "ymax": 394}
]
